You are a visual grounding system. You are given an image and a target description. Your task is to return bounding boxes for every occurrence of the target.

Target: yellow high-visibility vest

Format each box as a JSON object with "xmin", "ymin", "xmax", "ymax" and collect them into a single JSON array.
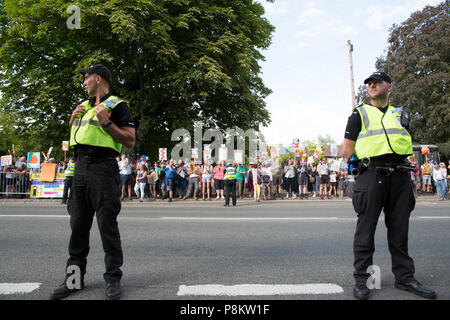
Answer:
[
  {"xmin": 70, "ymin": 96, "xmax": 125, "ymax": 153},
  {"xmin": 354, "ymin": 104, "xmax": 413, "ymax": 158}
]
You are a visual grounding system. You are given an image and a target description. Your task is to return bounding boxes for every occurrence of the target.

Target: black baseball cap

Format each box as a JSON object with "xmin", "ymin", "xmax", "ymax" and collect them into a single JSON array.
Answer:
[
  {"xmin": 79, "ymin": 64, "xmax": 112, "ymax": 83},
  {"xmin": 364, "ymin": 71, "xmax": 391, "ymax": 84}
]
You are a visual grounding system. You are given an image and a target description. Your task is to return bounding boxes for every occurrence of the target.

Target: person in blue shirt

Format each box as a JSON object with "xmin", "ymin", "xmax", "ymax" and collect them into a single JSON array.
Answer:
[{"xmin": 164, "ymin": 159, "xmax": 176, "ymax": 202}]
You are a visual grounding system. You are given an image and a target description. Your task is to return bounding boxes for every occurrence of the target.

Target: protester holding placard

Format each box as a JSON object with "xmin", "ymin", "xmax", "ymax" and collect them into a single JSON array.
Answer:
[
  {"xmin": 261, "ymin": 162, "xmax": 272, "ymax": 200},
  {"xmin": 283, "ymin": 159, "xmax": 296, "ymax": 198},
  {"xmin": 297, "ymin": 162, "xmax": 308, "ymax": 199},
  {"xmin": 183, "ymin": 160, "xmax": 200, "ymax": 200},
  {"xmin": 213, "ymin": 162, "xmax": 225, "ymax": 200},
  {"xmin": 317, "ymin": 158, "xmax": 330, "ymax": 200},
  {"xmin": 201, "ymin": 160, "xmax": 213, "ymax": 200},
  {"xmin": 118, "ymin": 154, "xmax": 132, "ymax": 201}
]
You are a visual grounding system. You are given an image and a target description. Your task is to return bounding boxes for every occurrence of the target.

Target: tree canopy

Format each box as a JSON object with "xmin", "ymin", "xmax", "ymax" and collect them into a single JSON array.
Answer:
[
  {"xmin": 375, "ymin": 2, "xmax": 449, "ymax": 159},
  {"xmin": 0, "ymin": 0, "xmax": 275, "ymax": 160}
]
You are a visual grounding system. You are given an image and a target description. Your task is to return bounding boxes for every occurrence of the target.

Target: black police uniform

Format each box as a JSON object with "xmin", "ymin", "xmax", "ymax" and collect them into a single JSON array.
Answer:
[
  {"xmin": 224, "ymin": 167, "xmax": 237, "ymax": 206},
  {"xmin": 345, "ymin": 106, "xmax": 416, "ymax": 284},
  {"xmin": 66, "ymin": 93, "xmax": 134, "ymax": 284}
]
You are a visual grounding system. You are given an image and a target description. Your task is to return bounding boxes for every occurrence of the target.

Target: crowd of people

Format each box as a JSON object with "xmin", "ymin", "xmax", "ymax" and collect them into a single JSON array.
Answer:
[
  {"xmin": 0, "ymin": 151, "xmax": 71, "ymax": 196},
  {"xmin": 1, "ymin": 151, "xmax": 449, "ymax": 202},
  {"xmin": 115, "ymin": 154, "xmax": 449, "ymax": 203}
]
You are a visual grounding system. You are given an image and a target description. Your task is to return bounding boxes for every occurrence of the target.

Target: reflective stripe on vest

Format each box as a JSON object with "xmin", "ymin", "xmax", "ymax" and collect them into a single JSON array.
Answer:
[
  {"xmin": 224, "ymin": 167, "xmax": 236, "ymax": 180},
  {"xmin": 70, "ymin": 96, "xmax": 125, "ymax": 153},
  {"xmin": 64, "ymin": 163, "xmax": 75, "ymax": 177},
  {"xmin": 354, "ymin": 104, "xmax": 413, "ymax": 158}
]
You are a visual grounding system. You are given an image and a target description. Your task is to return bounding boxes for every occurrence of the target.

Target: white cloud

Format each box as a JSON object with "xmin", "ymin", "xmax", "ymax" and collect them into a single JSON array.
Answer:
[
  {"xmin": 284, "ymin": 40, "xmax": 310, "ymax": 52},
  {"xmin": 325, "ymin": 19, "xmax": 359, "ymax": 36},
  {"xmin": 295, "ymin": 30, "xmax": 316, "ymax": 38},
  {"xmin": 298, "ymin": 2, "xmax": 326, "ymax": 24},
  {"xmin": 365, "ymin": 0, "xmax": 443, "ymax": 30}
]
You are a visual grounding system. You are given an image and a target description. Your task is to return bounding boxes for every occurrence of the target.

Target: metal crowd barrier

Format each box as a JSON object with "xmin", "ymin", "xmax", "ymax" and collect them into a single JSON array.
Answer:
[{"xmin": 0, "ymin": 172, "xmax": 31, "ymax": 196}]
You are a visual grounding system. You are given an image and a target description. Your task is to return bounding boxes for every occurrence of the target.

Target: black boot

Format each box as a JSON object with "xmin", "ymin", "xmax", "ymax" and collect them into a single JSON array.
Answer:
[
  {"xmin": 395, "ymin": 279, "xmax": 437, "ymax": 299},
  {"xmin": 49, "ymin": 276, "xmax": 85, "ymax": 300},
  {"xmin": 106, "ymin": 281, "xmax": 121, "ymax": 300},
  {"xmin": 353, "ymin": 282, "xmax": 370, "ymax": 300}
]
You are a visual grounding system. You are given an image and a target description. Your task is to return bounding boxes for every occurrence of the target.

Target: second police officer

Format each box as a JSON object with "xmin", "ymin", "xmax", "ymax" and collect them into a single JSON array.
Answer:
[
  {"xmin": 342, "ymin": 72, "xmax": 437, "ymax": 300},
  {"xmin": 224, "ymin": 162, "xmax": 237, "ymax": 207}
]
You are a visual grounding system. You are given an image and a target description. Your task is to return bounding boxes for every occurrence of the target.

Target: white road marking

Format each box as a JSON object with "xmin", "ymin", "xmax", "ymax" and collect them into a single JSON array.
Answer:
[
  {"xmin": 177, "ymin": 284, "xmax": 344, "ymax": 296},
  {"xmin": 415, "ymin": 216, "xmax": 450, "ymax": 219},
  {"xmin": 0, "ymin": 215, "xmax": 68, "ymax": 218},
  {"xmin": 162, "ymin": 217, "xmax": 339, "ymax": 221},
  {"xmin": 0, "ymin": 283, "xmax": 41, "ymax": 295}
]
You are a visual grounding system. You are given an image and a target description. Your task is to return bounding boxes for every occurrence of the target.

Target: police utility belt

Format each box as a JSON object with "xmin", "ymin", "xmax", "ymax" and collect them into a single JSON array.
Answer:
[{"xmin": 349, "ymin": 157, "xmax": 417, "ymax": 177}]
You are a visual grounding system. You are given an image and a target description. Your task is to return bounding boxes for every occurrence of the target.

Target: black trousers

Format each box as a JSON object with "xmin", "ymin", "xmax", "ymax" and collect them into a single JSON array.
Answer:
[
  {"xmin": 225, "ymin": 180, "xmax": 237, "ymax": 206},
  {"xmin": 352, "ymin": 168, "xmax": 416, "ymax": 283},
  {"xmin": 66, "ymin": 157, "xmax": 123, "ymax": 283},
  {"xmin": 62, "ymin": 176, "xmax": 73, "ymax": 201}
]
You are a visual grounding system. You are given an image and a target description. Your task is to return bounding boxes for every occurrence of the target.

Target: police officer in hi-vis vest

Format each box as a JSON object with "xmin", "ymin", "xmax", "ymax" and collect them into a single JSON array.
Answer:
[
  {"xmin": 224, "ymin": 162, "xmax": 237, "ymax": 207},
  {"xmin": 50, "ymin": 64, "xmax": 135, "ymax": 300},
  {"xmin": 61, "ymin": 157, "xmax": 75, "ymax": 204},
  {"xmin": 343, "ymin": 72, "xmax": 436, "ymax": 300}
]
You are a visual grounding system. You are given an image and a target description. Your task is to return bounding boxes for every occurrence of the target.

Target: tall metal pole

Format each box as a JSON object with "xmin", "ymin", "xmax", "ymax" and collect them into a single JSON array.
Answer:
[{"xmin": 347, "ymin": 40, "xmax": 356, "ymax": 110}]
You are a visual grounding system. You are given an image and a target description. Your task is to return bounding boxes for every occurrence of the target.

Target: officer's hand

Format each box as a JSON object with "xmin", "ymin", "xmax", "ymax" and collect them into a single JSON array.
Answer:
[
  {"xmin": 94, "ymin": 105, "xmax": 111, "ymax": 125},
  {"xmin": 72, "ymin": 105, "xmax": 86, "ymax": 118}
]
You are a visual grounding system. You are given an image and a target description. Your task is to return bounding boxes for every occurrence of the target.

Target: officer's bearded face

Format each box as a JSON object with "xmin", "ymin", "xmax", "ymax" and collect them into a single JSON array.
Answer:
[{"xmin": 368, "ymin": 80, "xmax": 391, "ymax": 100}]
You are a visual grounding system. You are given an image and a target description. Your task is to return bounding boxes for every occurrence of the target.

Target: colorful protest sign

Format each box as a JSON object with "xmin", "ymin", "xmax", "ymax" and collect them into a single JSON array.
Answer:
[
  {"xmin": 40, "ymin": 163, "xmax": 56, "ymax": 182},
  {"xmin": 203, "ymin": 149, "xmax": 211, "ymax": 161},
  {"xmin": 159, "ymin": 148, "xmax": 167, "ymax": 161},
  {"xmin": 1, "ymin": 155, "xmax": 12, "ymax": 166},
  {"xmin": 269, "ymin": 145, "xmax": 279, "ymax": 157},
  {"xmin": 30, "ymin": 173, "xmax": 65, "ymax": 198},
  {"xmin": 27, "ymin": 152, "xmax": 40, "ymax": 169}
]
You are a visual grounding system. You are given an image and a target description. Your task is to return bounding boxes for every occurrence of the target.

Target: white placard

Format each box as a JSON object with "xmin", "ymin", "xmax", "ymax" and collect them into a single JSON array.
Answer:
[
  {"xmin": 234, "ymin": 150, "xmax": 243, "ymax": 164},
  {"xmin": 219, "ymin": 147, "xmax": 228, "ymax": 162}
]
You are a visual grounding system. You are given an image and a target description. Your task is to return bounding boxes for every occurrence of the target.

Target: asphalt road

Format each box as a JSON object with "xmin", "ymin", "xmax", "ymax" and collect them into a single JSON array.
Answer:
[{"xmin": 0, "ymin": 198, "xmax": 449, "ymax": 301}]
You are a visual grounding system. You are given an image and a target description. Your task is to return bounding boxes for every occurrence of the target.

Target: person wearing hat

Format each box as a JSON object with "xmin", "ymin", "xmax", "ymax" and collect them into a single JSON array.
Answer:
[
  {"xmin": 50, "ymin": 64, "xmax": 135, "ymax": 300},
  {"xmin": 342, "ymin": 72, "xmax": 436, "ymax": 300},
  {"xmin": 223, "ymin": 162, "xmax": 237, "ymax": 207},
  {"xmin": 61, "ymin": 157, "xmax": 75, "ymax": 204}
]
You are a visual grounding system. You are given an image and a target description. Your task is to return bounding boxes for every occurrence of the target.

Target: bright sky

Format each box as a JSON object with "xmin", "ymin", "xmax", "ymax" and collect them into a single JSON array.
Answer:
[{"xmin": 256, "ymin": 0, "xmax": 442, "ymax": 147}]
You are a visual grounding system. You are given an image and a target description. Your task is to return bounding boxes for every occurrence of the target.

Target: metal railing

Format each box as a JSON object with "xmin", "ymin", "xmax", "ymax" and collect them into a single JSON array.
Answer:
[{"xmin": 0, "ymin": 172, "xmax": 31, "ymax": 196}]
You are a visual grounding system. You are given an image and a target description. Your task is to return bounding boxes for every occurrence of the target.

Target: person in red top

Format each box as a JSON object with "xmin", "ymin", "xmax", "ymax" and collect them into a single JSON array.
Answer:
[{"xmin": 213, "ymin": 162, "xmax": 225, "ymax": 200}]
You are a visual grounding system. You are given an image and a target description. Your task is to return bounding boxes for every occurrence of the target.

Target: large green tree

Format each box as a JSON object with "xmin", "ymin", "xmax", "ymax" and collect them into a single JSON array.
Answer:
[
  {"xmin": 375, "ymin": 2, "xmax": 449, "ymax": 159},
  {"xmin": 0, "ymin": 0, "xmax": 274, "ymax": 159}
]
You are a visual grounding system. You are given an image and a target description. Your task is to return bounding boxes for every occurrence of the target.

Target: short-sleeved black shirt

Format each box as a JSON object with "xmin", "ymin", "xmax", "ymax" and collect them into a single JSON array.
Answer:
[{"xmin": 74, "ymin": 93, "xmax": 135, "ymax": 158}]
